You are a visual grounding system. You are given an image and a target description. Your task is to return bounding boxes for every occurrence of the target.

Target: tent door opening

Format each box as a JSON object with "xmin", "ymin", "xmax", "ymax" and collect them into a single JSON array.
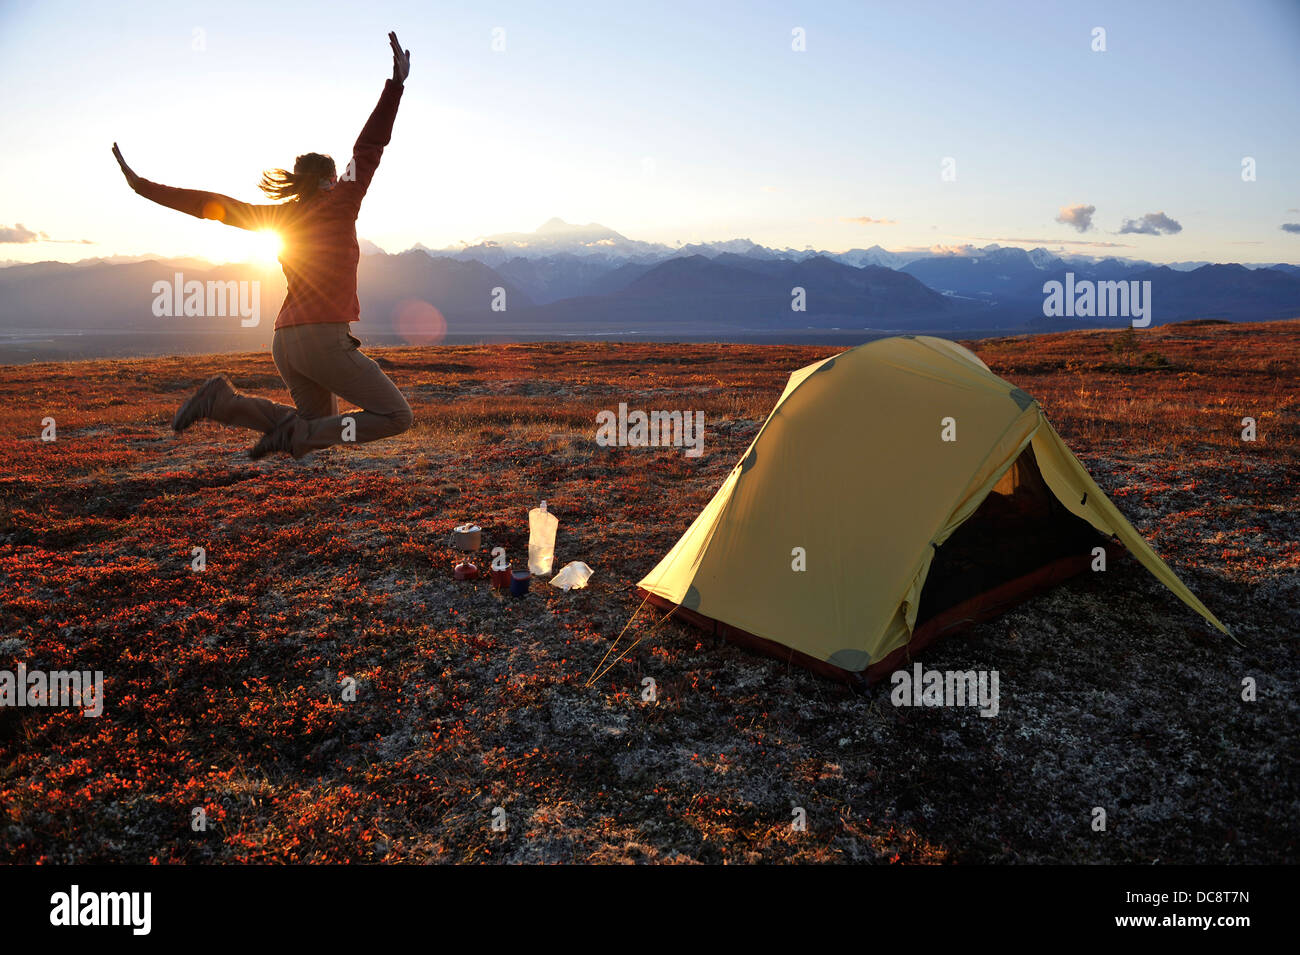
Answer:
[{"xmin": 914, "ymin": 444, "xmax": 1110, "ymax": 629}]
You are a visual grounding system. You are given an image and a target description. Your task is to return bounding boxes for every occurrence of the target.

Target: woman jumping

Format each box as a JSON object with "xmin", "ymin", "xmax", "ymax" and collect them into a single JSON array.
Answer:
[{"xmin": 112, "ymin": 31, "xmax": 413, "ymax": 461}]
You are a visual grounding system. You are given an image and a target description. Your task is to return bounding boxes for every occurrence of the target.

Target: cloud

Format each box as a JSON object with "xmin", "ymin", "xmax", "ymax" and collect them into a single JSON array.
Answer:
[
  {"xmin": 0, "ymin": 223, "xmax": 40, "ymax": 243},
  {"xmin": 971, "ymin": 236, "xmax": 1131, "ymax": 248},
  {"xmin": 1055, "ymin": 204, "xmax": 1096, "ymax": 232},
  {"xmin": 1281, "ymin": 223, "xmax": 1300, "ymax": 234},
  {"xmin": 0, "ymin": 223, "xmax": 92, "ymax": 244},
  {"xmin": 1118, "ymin": 211, "xmax": 1182, "ymax": 235},
  {"xmin": 842, "ymin": 216, "xmax": 898, "ymax": 226}
]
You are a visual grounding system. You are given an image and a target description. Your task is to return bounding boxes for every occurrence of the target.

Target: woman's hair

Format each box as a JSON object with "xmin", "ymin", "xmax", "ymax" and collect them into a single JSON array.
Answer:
[{"xmin": 259, "ymin": 152, "xmax": 338, "ymax": 202}]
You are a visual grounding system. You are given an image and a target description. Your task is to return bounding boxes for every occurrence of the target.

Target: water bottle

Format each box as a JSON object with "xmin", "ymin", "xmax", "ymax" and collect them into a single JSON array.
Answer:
[{"xmin": 528, "ymin": 500, "xmax": 558, "ymax": 576}]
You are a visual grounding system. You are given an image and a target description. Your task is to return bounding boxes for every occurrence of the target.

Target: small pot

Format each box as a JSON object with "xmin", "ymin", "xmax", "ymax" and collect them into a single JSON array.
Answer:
[
  {"xmin": 452, "ymin": 524, "xmax": 481, "ymax": 552},
  {"xmin": 454, "ymin": 561, "xmax": 479, "ymax": 581},
  {"xmin": 490, "ymin": 564, "xmax": 513, "ymax": 590},
  {"xmin": 509, "ymin": 569, "xmax": 531, "ymax": 597}
]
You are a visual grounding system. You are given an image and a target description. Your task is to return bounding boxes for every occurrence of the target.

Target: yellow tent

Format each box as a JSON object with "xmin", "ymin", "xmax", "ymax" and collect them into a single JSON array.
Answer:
[{"xmin": 638, "ymin": 335, "xmax": 1229, "ymax": 682}]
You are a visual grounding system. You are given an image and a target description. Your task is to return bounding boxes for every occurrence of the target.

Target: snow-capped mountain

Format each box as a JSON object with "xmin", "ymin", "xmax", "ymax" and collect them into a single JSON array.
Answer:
[
  {"xmin": 832, "ymin": 245, "xmax": 915, "ymax": 269},
  {"xmin": 426, "ymin": 221, "xmax": 931, "ymax": 270},
  {"xmin": 1027, "ymin": 247, "xmax": 1059, "ymax": 269},
  {"xmin": 424, "ymin": 218, "xmax": 673, "ymax": 265}
]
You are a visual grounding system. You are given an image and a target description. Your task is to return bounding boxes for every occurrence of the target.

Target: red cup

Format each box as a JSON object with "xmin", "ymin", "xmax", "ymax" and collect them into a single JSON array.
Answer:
[{"xmin": 490, "ymin": 564, "xmax": 512, "ymax": 590}]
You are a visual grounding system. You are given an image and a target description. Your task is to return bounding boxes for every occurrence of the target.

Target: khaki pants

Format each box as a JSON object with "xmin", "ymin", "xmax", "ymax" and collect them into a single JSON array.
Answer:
[{"xmin": 213, "ymin": 322, "xmax": 412, "ymax": 457}]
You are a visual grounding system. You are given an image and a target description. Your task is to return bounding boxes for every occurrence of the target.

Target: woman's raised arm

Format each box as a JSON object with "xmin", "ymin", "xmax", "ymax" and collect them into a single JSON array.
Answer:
[
  {"xmin": 336, "ymin": 32, "xmax": 409, "ymax": 207},
  {"xmin": 112, "ymin": 142, "xmax": 286, "ymax": 232}
]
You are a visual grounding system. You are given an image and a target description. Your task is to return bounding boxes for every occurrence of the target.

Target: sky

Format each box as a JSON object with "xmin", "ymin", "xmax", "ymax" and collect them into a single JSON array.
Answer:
[{"xmin": 1, "ymin": 0, "xmax": 1298, "ymax": 266}]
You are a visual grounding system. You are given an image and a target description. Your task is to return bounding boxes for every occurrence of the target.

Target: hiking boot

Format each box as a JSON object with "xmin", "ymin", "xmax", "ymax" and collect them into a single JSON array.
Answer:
[
  {"xmin": 172, "ymin": 376, "xmax": 234, "ymax": 432},
  {"xmin": 249, "ymin": 414, "xmax": 303, "ymax": 460}
]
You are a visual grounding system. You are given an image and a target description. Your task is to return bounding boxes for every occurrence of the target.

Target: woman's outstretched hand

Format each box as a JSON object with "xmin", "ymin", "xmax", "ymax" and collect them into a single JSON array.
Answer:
[
  {"xmin": 390, "ymin": 31, "xmax": 410, "ymax": 84},
  {"xmin": 111, "ymin": 143, "xmax": 143, "ymax": 193}
]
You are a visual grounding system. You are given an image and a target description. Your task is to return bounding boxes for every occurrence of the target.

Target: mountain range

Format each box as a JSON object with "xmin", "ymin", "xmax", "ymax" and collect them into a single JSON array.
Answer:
[{"xmin": 1, "ymin": 219, "xmax": 1297, "ymax": 359}]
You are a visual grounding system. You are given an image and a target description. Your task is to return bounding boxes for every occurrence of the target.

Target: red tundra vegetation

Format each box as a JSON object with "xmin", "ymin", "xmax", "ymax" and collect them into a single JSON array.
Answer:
[{"xmin": 0, "ymin": 320, "xmax": 1296, "ymax": 863}]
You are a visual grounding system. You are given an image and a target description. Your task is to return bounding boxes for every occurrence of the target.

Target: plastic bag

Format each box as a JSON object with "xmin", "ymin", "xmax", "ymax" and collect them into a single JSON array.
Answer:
[{"xmin": 549, "ymin": 561, "xmax": 593, "ymax": 592}]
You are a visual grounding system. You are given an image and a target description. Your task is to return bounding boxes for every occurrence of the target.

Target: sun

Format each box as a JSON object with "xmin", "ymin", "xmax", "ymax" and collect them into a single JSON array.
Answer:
[
  {"xmin": 197, "ymin": 228, "xmax": 283, "ymax": 267},
  {"xmin": 250, "ymin": 229, "xmax": 284, "ymax": 265}
]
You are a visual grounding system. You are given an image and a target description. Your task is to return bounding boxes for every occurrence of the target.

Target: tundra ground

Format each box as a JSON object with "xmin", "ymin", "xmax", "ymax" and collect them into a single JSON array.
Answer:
[{"xmin": 1, "ymin": 320, "xmax": 1296, "ymax": 863}]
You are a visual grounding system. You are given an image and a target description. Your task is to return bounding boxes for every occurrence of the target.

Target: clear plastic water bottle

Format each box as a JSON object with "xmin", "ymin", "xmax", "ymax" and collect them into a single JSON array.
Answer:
[{"xmin": 528, "ymin": 500, "xmax": 558, "ymax": 576}]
